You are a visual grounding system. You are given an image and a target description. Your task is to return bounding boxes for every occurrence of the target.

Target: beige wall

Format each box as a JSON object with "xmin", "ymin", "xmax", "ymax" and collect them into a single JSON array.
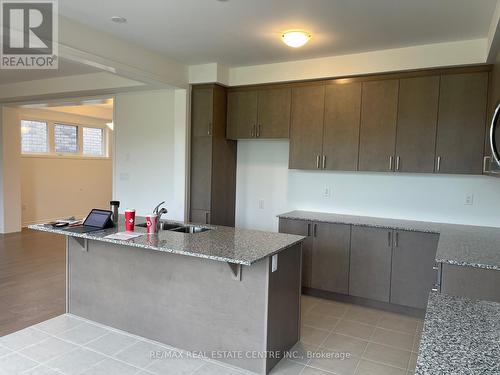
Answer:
[
  {"xmin": 21, "ymin": 156, "xmax": 112, "ymax": 225},
  {"xmin": 0, "ymin": 107, "xmax": 22, "ymax": 232},
  {"xmin": 16, "ymin": 107, "xmax": 113, "ymax": 226}
]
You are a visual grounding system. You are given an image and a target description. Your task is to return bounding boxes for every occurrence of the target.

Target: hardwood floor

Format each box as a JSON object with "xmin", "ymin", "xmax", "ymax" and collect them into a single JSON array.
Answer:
[{"xmin": 0, "ymin": 229, "xmax": 65, "ymax": 336}]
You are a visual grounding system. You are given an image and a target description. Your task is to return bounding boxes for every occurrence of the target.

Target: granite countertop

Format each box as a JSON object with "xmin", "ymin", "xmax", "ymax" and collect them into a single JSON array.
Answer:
[
  {"xmin": 278, "ymin": 210, "xmax": 500, "ymax": 270},
  {"xmin": 416, "ymin": 292, "xmax": 500, "ymax": 374},
  {"xmin": 29, "ymin": 218, "xmax": 304, "ymax": 266}
]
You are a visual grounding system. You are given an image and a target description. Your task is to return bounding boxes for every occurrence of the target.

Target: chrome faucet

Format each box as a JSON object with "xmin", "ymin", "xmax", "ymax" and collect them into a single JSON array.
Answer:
[{"xmin": 153, "ymin": 201, "xmax": 168, "ymax": 232}]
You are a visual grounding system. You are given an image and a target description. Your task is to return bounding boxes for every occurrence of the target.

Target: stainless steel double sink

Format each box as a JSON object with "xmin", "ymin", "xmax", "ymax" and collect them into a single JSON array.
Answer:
[{"xmin": 137, "ymin": 221, "xmax": 211, "ymax": 234}]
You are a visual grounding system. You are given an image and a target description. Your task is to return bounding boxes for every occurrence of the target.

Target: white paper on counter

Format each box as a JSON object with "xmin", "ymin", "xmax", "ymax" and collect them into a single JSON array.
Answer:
[{"xmin": 104, "ymin": 232, "xmax": 145, "ymax": 240}]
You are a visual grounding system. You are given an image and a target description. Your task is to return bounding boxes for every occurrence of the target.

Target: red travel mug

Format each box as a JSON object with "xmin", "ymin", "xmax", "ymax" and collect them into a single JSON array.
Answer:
[
  {"xmin": 146, "ymin": 214, "xmax": 159, "ymax": 234},
  {"xmin": 125, "ymin": 209, "xmax": 136, "ymax": 231}
]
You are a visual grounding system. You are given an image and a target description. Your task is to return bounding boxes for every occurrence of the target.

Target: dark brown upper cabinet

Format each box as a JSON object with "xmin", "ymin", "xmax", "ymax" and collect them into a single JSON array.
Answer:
[
  {"xmin": 358, "ymin": 79, "xmax": 399, "ymax": 172},
  {"xmin": 395, "ymin": 76, "xmax": 440, "ymax": 173},
  {"xmin": 190, "ymin": 84, "xmax": 236, "ymax": 227},
  {"xmin": 227, "ymin": 88, "xmax": 290, "ymax": 139},
  {"xmin": 289, "ymin": 85, "xmax": 325, "ymax": 169},
  {"xmin": 226, "ymin": 90, "xmax": 258, "ymax": 139},
  {"xmin": 322, "ymin": 82, "xmax": 362, "ymax": 171},
  {"xmin": 435, "ymin": 72, "xmax": 488, "ymax": 174},
  {"xmin": 257, "ymin": 88, "xmax": 291, "ymax": 138}
]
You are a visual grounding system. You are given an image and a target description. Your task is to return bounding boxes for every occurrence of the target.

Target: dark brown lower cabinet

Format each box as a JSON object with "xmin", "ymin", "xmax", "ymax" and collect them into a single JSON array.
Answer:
[
  {"xmin": 349, "ymin": 226, "xmax": 392, "ymax": 302},
  {"xmin": 310, "ymin": 223, "xmax": 350, "ymax": 294},
  {"xmin": 390, "ymin": 231, "xmax": 439, "ymax": 309},
  {"xmin": 278, "ymin": 218, "xmax": 312, "ymax": 288},
  {"xmin": 280, "ymin": 217, "xmax": 442, "ymax": 310}
]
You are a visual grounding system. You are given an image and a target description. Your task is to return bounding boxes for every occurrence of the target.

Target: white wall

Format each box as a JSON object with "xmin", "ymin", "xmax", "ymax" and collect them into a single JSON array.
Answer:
[
  {"xmin": 228, "ymin": 39, "xmax": 487, "ymax": 86},
  {"xmin": 114, "ymin": 89, "xmax": 186, "ymax": 221},
  {"xmin": 236, "ymin": 141, "xmax": 500, "ymax": 232}
]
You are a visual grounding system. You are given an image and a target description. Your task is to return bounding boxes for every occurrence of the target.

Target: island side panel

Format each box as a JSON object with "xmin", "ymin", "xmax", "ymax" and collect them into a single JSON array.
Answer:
[
  {"xmin": 265, "ymin": 243, "xmax": 302, "ymax": 373},
  {"xmin": 67, "ymin": 238, "xmax": 269, "ymax": 374}
]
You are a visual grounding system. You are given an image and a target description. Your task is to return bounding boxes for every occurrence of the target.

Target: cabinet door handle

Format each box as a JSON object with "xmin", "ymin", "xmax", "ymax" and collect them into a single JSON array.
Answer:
[
  {"xmin": 387, "ymin": 231, "xmax": 392, "ymax": 247},
  {"xmin": 431, "ymin": 283, "xmax": 440, "ymax": 293},
  {"xmin": 436, "ymin": 156, "xmax": 441, "ymax": 172},
  {"xmin": 256, "ymin": 124, "xmax": 261, "ymax": 138},
  {"xmin": 205, "ymin": 212, "xmax": 210, "ymax": 224},
  {"xmin": 208, "ymin": 122, "xmax": 212, "ymax": 136},
  {"xmin": 307, "ymin": 223, "xmax": 311, "ymax": 237},
  {"xmin": 316, "ymin": 155, "xmax": 320, "ymax": 169},
  {"xmin": 250, "ymin": 125, "xmax": 255, "ymax": 137},
  {"xmin": 389, "ymin": 156, "xmax": 393, "ymax": 171},
  {"xmin": 313, "ymin": 223, "xmax": 318, "ymax": 237},
  {"xmin": 322, "ymin": 155, "xmax": 326, "ymax": 169},
  {"xmin": 395, "ymin": 232, "xmax": 399, "ymax": 247},
  {"xmin": 396, "ymin": 156, "xmax": 400, "ymax": 171}
]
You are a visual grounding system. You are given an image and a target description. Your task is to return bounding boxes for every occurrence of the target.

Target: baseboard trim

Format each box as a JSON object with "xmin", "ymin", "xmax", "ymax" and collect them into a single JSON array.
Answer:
[{"xmin": 302, "ymin": 287, "xmax": 425, "ymax": 318}]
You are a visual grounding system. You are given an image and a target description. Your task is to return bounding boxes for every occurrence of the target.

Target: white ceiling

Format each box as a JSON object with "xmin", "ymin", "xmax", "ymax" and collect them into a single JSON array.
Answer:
[
  {"xmin": 59, "ymin": 0, "xmax": 498, "ymax": 66},
  {"xmin": 0, "ymin": 58, "xmax": 100, "ymax": 85}
]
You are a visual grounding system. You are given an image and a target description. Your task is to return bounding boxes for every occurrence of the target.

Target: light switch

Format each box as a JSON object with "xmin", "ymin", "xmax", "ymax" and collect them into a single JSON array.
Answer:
[
  {"xmin": 258, "ymin": 199, "xmax": 265, "ymax": 209},
  {"xmin": 271, "ymin": 254, "xmax": 278, "ymax": 272}
]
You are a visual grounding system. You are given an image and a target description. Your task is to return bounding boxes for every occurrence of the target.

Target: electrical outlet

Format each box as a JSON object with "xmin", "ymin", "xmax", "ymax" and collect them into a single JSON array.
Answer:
[
  {"xmin": 323, "ymin": 186, "xmax": 331, "ymax": 199},
  {"xmin": 258, "ymin": 199, "xmax": 265, "ymax": 209},
  {"xmin": 465, "ymin": 193, "xmax": 474, "ymax": 205}
]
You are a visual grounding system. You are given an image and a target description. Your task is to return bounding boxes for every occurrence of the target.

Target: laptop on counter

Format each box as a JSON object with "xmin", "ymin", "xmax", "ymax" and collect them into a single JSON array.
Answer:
[{"xmin": 63, "ymin": 209, "xmax": 113, "ymax": 234}]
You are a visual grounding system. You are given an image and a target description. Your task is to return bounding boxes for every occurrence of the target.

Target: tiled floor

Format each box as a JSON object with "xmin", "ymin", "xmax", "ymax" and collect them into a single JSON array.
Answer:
[{"xmin": 0, "ymin": 295, "xmax": 423, "ymax": 375}]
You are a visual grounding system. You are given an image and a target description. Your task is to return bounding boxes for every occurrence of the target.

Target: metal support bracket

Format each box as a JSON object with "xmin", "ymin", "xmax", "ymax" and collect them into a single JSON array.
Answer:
[
  {"xmin": 227, "ymin": 263, "xmax": 242, "ymax": 281},
  {"xmin": 73, "ymin": 237, "xmax": 88, "ymax": 252}
]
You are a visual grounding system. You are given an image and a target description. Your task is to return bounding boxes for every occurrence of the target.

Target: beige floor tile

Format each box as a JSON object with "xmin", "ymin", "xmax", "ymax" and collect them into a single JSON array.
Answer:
[
  {"xmin": 345, "ymin": 306, "xmax": 383, "ymax": 325},
  {"xmin": 269, "ymin": 359, "xmax": 305, "ymax": 374},
  {"xmin": 362, "ymin": 343, "xmax": 411, "ymax": 369},
  {"xmin": 309, "ymin": 301, "xmax": 348, "ymax": 318},
  {"xmin": 301, "ymin": 326, "xmax": 330, "ymax": 346},
  {"xmin": 302, "ymin": 313, "xmax": 340, "ymax": 331},
  {"xmin": 287, "ymin": 341, "xmax": 318, "ymax": 365},
  {"xmin": 302, "ymin": 366, "xmax": 334, "ymax": 375},
  {"xmin": 309, "ymin": 351, "xmax": 360, "ymax": 375},
  {"xmin": 407, "ymin": 352, "xmax": 417, "ymax": 372},
  {"xmin": 355, "ymin": 359, "xmax": 406, "ymax": 375},
  {"xmin": 321, "ymin": 333, "xmax": 368, "ymax": 357},
  {"xmin": 334, "ymin": 320, "xmax": 375, "ymax": 340},
  {"xmin": 302, "ymin": 296, "xmax": 321, "ymax": 313},
  {"xmin": 370, "ymin": 328, "xmax": 414, "ymax": 351},
  {"xmin": 412, "ymin": 329, "xmax": 422, "ymax": 353},
  {"xmin": 377, "ymin": 314, "xmax": 418, "ymax": 334}
]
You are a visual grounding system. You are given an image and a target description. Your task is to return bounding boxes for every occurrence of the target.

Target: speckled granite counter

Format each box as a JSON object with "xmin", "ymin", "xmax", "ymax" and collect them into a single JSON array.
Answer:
[
  {"xmin": 278, "ymin": 211, "xmax": 500, "ymax": 270},
  {"xmin": 29, "ymin": 218, "xmax": 304, "ymax": 266},
  {"xmin": 416, "ymin": 292, "xmax": 500, "ymax": 374}
]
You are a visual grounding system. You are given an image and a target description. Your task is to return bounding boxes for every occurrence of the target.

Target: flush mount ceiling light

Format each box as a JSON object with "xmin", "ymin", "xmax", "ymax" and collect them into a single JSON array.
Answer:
[
  {"xmin": 111, "ymin": 16, "xmax": 127, "ymax": 24},
  {"xmin": 282, "ymin": 31, "xmax": 311, "ymax": 48}
]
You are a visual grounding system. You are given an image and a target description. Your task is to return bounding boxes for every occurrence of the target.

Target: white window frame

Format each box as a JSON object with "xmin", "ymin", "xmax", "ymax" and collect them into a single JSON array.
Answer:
[{"xmin": 20, "ymin": 119, "xmax": 110, "ymax": 159}]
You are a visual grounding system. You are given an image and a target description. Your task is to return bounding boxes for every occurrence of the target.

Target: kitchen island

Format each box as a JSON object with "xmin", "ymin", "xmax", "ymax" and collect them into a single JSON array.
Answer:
[{"xmin": 29, "ymin": 219, "xmax": 305, "ymax": 374}]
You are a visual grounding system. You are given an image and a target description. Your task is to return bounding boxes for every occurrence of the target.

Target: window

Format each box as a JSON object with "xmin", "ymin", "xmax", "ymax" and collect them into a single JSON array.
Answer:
[
  {"xmin": 20, "ymin": 120, "xmax": 108, "ymax": 157},
  {"xmin": 21, "ymin": 120, "xmax": 48, "ymax": 153},
  {"xmin": 54, "ymin": 124, "xmax": 78, "ymax": 153},
  {"xmin": 83, "ymin": 127, "xmax": 104, "ymax": 156}
]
